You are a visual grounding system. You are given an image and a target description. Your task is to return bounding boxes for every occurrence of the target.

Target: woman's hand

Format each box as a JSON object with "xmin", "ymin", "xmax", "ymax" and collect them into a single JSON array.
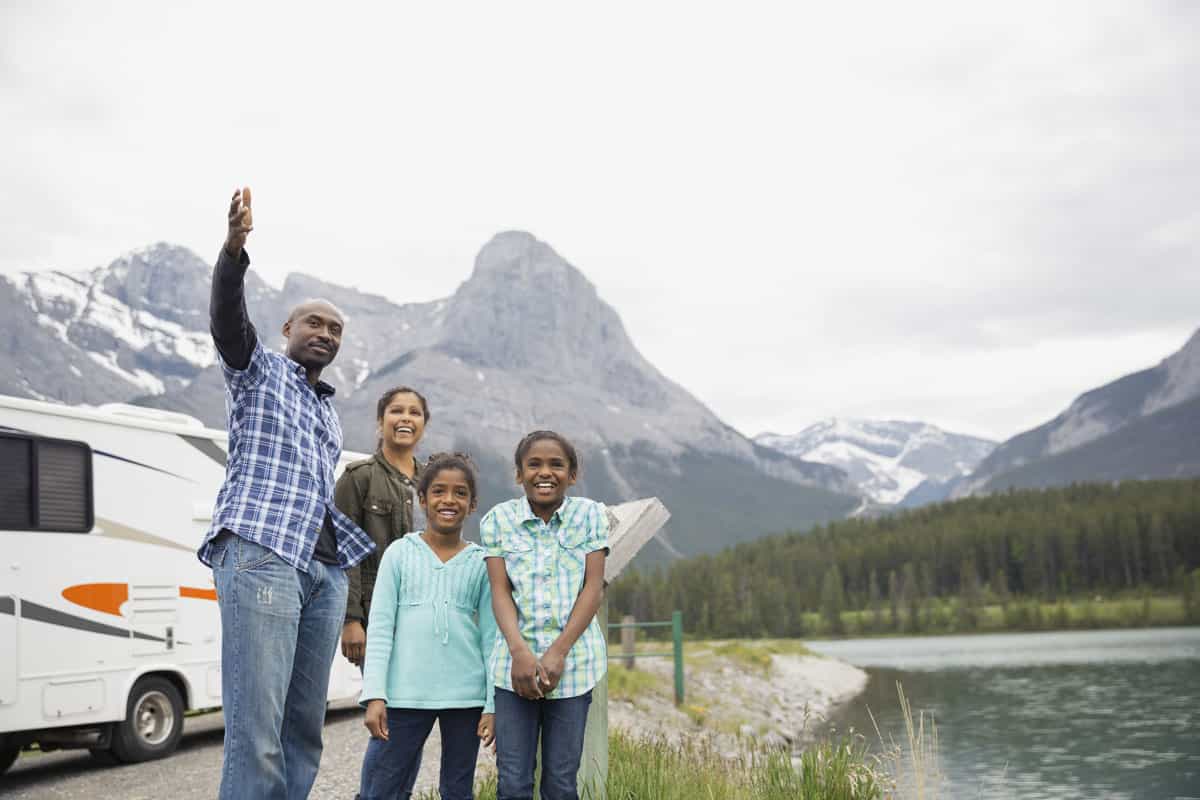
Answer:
[
  {"xmin": 511, "ymin": 647, "xmax": 543, "ymax": 699},
  {"xmin": 364, "ymin": 699, "xmax": 389, "ymax": 740},
  {"xmin": 341, "ymin": 620, "xmax": 366, "ymax": 667},
  {"xmin": 477, "ymin": 713, "xmax": 495, "ymax": 749}
]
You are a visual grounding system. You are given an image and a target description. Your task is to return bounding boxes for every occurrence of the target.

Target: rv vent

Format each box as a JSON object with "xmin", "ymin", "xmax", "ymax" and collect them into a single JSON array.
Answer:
[{"xmin": 96, "ymin": 404, "xmax": 205, "ymax": 428}]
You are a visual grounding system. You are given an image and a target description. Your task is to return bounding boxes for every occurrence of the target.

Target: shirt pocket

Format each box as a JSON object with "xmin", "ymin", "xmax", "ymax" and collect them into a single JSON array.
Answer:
[
  {"xmin": 502, "ymin": 531, "xmax": 536, "ymax": 579},
  {"xmin": 364, "ymin": 498, "xmax": 395, "ymax": 539},
  {"xmin": 556, "ymin": 526, "xmax": 592, "ymax": 576}
]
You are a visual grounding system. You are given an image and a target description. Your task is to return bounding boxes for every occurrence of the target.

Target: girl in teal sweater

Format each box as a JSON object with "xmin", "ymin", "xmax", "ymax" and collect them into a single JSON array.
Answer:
[{"xmin": 359, "ymin": 453, "xmax": 497, "ymax": 800}]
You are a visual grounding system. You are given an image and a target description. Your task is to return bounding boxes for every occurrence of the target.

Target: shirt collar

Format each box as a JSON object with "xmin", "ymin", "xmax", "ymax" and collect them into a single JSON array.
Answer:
[
  {"xmin": 520, "ymin": 496, "xmax": 567, "ymax": 526},
  {"xmin": 373, "ymin": 449, "xmax": 421, "ymax": 483},
  {"xmin": 286, "ymin": 357, "xmax": 337, "ymax": 398}
]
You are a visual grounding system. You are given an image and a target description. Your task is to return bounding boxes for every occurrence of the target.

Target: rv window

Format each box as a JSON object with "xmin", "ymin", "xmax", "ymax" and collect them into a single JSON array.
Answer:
[
  {"xmin": 0, "ymin": 433, "xmax": 93, "ymax": 533},
  {"xmin": 0, "ymin": 437, "xmax": 33, "ymax": 529}
]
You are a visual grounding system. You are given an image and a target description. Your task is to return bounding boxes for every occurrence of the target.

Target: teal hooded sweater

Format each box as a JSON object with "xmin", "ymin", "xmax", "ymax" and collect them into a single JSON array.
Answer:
[{"xmin": 360, "ymin": 534, "xmax": 497, "ymax": 714}]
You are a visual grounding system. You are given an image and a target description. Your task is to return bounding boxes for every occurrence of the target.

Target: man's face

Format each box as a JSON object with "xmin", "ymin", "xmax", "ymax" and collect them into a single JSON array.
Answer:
[{"xmin": 282, "ymin": 303, "xmax": 343, "ymax": 369}]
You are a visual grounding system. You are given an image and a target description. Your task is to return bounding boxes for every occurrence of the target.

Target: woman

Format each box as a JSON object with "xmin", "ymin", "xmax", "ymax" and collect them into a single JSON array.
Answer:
[{"xmin": 335, "ymin": 385, "xmax": 430, "ymax": 667}]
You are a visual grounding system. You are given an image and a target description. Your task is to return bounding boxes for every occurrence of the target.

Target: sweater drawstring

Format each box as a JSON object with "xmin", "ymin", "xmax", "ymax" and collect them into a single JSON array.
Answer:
[{"xmin": 432, "ymin": 598, "xmax": 450, "ymax": 646}]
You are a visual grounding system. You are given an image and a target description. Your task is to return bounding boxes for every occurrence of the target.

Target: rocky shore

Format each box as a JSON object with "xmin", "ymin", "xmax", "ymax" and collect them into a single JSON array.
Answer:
[
  {"xmin": 406, "ymin": 640, "xmax": 868, "ymax": 794},
  {"xmin": 608, "ymin": 640, "xmax": 869, "ymax": 754}
]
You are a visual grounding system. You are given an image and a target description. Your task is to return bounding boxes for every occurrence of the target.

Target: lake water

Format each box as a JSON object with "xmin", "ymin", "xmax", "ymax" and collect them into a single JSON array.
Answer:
[{"xmin": 806, "ymin": 628, "xmax": 1200, "ymax": 800}]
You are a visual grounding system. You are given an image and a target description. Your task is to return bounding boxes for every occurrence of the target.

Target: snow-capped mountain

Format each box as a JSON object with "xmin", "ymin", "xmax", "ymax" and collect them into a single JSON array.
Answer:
[
  {"xmin": 1, "ymin": 235, "xmax": 859, "ymax": 563},
  {"xmin": 756, "ymin": 419, "xmax": 996, "ymax": 506}
]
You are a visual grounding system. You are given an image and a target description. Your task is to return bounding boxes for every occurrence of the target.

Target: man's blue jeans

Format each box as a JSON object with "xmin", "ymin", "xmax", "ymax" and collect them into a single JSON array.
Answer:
[
  {"xmin": 494, "ymin": 687, "xmax": 592, "ymax": 800},
  {"xmin": 210, "ymin": 531, "xmax": 348, "ymax": 800}
]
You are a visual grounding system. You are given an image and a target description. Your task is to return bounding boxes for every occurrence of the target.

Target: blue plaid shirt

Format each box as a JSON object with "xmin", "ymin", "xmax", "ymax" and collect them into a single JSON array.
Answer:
[{"xmin": 198, "ymin": 340, "xmax": 375, "ymax": 572}]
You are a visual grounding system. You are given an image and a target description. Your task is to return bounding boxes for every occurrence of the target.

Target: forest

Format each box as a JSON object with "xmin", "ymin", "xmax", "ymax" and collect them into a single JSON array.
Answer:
[{"xmin": 608, "ymin": 479, "xmax": 1200, "ymax": 637}]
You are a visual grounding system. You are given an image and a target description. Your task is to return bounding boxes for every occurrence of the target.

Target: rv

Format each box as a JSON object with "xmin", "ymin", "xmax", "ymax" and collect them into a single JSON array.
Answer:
[{"xmin": 0, "ymin": 394, "xmax": 363, "ymax": 775}]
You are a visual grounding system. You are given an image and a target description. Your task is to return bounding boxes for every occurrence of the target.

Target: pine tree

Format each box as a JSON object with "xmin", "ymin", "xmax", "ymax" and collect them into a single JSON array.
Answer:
[{"xmin": 820, "ymin": 564, "xmax": 846, "ymax": 635}]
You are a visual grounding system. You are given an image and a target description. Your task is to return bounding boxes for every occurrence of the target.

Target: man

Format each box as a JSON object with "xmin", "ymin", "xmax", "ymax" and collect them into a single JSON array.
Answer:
[{"xmin": 198, "ymin": 187, "xmax": 375, "ymax": 800}]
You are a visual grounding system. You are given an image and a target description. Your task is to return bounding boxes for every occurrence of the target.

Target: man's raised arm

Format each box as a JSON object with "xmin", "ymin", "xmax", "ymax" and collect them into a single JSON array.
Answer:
[{"xmin": 210, "ymin": 187, "xmax": 258, "ymax": 371}]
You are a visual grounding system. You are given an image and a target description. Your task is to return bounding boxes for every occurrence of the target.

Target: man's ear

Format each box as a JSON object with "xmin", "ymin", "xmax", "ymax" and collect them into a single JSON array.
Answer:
[{"xmin": 281, "ymin": 319, "xmax": 292, "ymax": 338}]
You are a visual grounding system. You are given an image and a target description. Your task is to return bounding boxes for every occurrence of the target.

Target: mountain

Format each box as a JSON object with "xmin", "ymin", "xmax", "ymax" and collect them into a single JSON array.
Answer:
[
  {"xmin": 0, "ymin": 234, "xmax": 859, "ymax": 563},
  {"xmin": 956, "ymin": 329, "xmax": 1200, "ymax": 495},
  {"xmin": 755, "ymin": 419, "xmax": 995, "ymax": 507}
]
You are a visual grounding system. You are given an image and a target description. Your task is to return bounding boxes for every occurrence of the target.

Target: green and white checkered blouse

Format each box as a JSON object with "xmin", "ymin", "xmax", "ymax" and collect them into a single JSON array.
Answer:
[{"xmin": 481, "ymin": 496, "xmax": 609, "ymax": 699}]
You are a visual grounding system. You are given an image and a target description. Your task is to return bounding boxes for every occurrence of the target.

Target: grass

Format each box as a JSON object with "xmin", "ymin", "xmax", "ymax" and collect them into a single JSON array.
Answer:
[
  {"xmin": 411, "ymin": 680, "xmax": 946, "ymax": 800},
  {"xmin": 712, "ymin": 639, "xmax": 818, "ymax": 671},
  {"xmin": 606, "ymin": 663, "xmax": 665, "ymax": 701},
  {"xmin": 421, "ymin": 730, "xmax": 888, "ymax": 800},
  {"xmin": 800, "ymin": 592, "xmax": 1191, "ymax": 639}
]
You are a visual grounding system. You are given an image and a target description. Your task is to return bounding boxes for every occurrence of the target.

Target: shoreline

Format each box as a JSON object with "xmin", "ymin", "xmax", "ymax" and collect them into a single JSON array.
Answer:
[
  {"xmin": 406, "ymin": 640, "xmax": 870, "ymax": 793},
  {"xmin": 607, "ymin": 641, "xmax": 868, "ymax": 754}
]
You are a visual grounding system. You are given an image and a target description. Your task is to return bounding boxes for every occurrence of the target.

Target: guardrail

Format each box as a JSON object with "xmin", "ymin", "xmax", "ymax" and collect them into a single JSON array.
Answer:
[{"xmin": 608, "ymin": 610, "xmax": 683, "ymax": 705}]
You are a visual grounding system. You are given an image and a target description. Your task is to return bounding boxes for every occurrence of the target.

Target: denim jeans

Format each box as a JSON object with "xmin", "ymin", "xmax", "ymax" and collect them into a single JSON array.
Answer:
[
  {"xmin": 210, "ymin": 531, "xmax": 349, "ymax": 800},
  {"xmin": 494, "ymin": 688, "xmax": 592, "ymax": 800},
  {"xmin": 358, "ymin": 706, "xmax": 483, "ymax": 800}
]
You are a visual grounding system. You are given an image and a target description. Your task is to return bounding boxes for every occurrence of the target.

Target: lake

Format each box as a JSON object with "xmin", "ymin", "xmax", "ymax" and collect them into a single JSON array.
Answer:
[{"xmin": 806, "ymin": 628, "xmax": 1200, "ymax": 800}]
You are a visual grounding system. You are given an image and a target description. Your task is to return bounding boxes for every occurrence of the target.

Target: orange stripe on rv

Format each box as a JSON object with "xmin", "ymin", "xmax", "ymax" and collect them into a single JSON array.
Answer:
[
  {"xmin": 62, "ymin": 583, "xmax": 128, "ymax": 617},
  {"xmin": 179, "ymin": 586, "xmax": 218, "ymax": 601}
]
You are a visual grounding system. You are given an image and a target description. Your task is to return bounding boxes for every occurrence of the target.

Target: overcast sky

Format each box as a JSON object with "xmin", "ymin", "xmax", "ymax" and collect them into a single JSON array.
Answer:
[{"xmin": 3, "ymin": 1, "xmax": 1197, "ymax": 442}]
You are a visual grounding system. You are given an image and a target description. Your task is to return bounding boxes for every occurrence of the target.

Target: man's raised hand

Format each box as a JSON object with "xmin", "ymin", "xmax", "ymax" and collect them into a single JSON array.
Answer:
[{"xmin": 224, "ymin": 186, "xmax": 253, "ymax": 258}]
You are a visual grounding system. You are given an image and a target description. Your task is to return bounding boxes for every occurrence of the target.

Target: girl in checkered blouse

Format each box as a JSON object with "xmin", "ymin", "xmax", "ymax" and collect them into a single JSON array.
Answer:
[{"xmin": 482, "ymin": 431, "xmax": 610, "ymax": 800}]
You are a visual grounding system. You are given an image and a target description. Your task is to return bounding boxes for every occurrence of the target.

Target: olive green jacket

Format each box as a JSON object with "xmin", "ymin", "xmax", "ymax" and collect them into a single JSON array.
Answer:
[{"xmin": 334, "ymin": 451, "xmax": 422, "ymax": 625}]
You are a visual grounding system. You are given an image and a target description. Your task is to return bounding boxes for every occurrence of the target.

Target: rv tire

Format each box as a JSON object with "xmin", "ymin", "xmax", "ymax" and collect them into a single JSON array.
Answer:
[
  {"xmin": 0, "ymin": 743, "xmax": 18, "ymax": 776},
  {"xmin": 111, "ymin": 676, "xmax": 184, "ymax": 763}
]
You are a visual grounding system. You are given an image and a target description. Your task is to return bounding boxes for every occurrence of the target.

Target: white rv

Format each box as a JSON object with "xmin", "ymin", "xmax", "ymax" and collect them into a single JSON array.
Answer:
[{"xmin": 0, "ymin": 394, "xmax": 364, "ymax": 775}]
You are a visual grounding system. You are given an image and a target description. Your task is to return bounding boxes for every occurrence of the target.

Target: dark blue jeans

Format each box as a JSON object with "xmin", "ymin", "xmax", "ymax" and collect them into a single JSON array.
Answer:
[
  {"xmin": 358, "ymin": 706, "xmax": 483, "ymax": 800},
  {"xmin": 210, "ymin": 531, "xmax": 348, "ymax": 800},
  {"xmin": 494, "ymin": 688, "xmax": 592, "ymax": 800}
]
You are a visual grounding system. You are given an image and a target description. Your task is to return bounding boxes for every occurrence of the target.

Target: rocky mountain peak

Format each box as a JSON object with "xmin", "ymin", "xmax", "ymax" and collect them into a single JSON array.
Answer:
[
  {"xmin": 98, "ymin": 242, "xmax": 213, "ymax": 329},
  {"xmin": 441, "ymin": 231, "xmax": 639, "ymax": 377},
  {"xmin": 1144, "ymin": 327, "xmax": 1200, "ymax": 416}
]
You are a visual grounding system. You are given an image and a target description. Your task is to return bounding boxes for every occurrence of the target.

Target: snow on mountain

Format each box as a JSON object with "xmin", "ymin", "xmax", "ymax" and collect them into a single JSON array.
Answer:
[
  {"xmin": 2, "ymin": 235, "xmax": 859, "ymax": 564},
  {"xmin": 756, "ymin": 418, "xmax": 996, "ymax": 506}
]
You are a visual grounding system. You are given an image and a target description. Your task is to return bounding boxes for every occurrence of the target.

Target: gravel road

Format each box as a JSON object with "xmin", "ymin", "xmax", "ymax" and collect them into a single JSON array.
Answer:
[{"xmin": 0, "ymin": 701, "xmax": 496, "ymax": 799}]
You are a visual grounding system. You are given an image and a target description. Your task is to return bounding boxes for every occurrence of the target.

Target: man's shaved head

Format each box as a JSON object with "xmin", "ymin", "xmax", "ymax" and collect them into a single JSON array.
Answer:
[
  {"xmin": 282, "ymin": 298, "xmax": 345, "ymax": 376},
  {"xmin": 288, "ymin": 298, "xmax": 345, "ymax": 324}
]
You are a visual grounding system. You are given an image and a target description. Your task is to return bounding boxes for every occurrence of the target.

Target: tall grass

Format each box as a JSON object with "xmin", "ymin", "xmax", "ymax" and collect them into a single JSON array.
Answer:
[
  {"xmin": 420, "ymin": 730, "xmax": 887, "ymax": 800},
  {"xmin": 869, "ymin": 683, "xmax": 943, "ymax": 800},
  {"xmin": 416, "ymin": 683, "xmax": 943, "ymax": 799}
]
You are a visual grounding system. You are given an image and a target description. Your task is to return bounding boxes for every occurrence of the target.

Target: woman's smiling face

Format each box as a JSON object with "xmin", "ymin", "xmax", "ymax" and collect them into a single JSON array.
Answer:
[{"xmin": 379, "ymin": 392, "xmax": 427, "ymax": 450}]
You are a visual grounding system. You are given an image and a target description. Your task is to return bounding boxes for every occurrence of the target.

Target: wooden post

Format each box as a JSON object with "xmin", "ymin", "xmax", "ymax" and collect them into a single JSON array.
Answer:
[
  {"xmin": 621, "ymin": 615, "xmax": 636, "ymax": 670},
  {"xmin": 578, "ymin": 600, "xmax": 608, "ymax": 799},
  {"xmin": 532, "ymin": 498, "xmax": 669, "ymax": 800}
]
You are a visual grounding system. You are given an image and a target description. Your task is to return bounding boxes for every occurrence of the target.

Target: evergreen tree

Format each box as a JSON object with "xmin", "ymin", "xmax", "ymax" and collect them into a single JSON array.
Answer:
[{"xmin": 820, "ymin": 564, "xmax": 846, "ymax": 635}]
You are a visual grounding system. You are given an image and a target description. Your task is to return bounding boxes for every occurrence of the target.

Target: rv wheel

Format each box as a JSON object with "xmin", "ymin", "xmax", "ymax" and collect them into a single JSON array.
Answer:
[
  {"xmin": 110, "ymin": 676, "xmax": 184, "ymax": 763},
  {"xmin": 0, "ymin": 743, "xmax": 18, "ymax": 776}
]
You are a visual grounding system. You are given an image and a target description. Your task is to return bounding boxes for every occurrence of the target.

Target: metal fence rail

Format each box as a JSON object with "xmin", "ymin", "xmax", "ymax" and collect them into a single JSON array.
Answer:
[{"xmin": 608, "ymin": 610, "xmax": 684, "ymax": 705}]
